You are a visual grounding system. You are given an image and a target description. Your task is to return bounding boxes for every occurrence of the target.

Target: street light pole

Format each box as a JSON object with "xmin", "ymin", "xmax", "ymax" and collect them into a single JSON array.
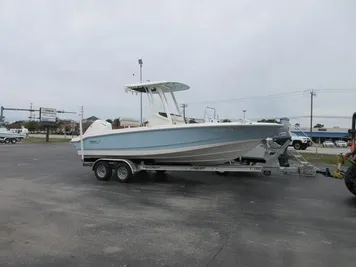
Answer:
[
  {"xmin": 138, "ymin": 59, "xmax": 143, "ymax": 125},
  {"xmin": 181, "ymin": 104, "xmax": 188, "ymax": 122}
]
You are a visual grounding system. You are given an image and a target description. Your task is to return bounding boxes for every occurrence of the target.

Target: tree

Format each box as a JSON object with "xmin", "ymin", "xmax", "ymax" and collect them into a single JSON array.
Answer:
[
  {"xmin": 23, "ymin": 121, "xmax": 39, "ymax": 132},
  {"xmin": 222, "ymin": 119, "xmax": 231, "ymax": 123},
  {"xmin": 64, "ymin": 125, "xmax": 71, "ymax": 132},
  {"xmin": 313, "ymin": 123, "xmax": 324, "ymax": 128},
  {"xmin": 106, "ymin": 119, "xmax": 113, "ymax": 124},
  {"xmin": 8, "ymin": 120, "xmax": 25, "ymax": 129}
]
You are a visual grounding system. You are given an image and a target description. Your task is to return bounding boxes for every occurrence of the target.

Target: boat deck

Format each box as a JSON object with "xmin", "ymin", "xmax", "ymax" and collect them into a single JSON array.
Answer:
[{"xmin": 1, "ymin": 143, "xmax": 355, "ymax": 267}]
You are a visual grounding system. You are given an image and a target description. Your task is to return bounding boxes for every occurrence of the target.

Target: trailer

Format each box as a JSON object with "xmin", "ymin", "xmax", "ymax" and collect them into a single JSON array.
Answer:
[
  {"xmin": 0, "ymin": 137, "xmax": 19, "ymax": 144},
  {"xmin": 80, "ymin": 138, "xmax": 318, "ymax": 183}
]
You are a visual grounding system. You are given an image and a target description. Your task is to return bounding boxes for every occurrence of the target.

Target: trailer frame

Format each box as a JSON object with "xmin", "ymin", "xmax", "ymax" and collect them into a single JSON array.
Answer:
[
  {"xmin": 77, "ymin": 114, "xmax": 318, "ymax": 183},
  {"xmin": 81, "ymin": 138, "xmax": 318, "ymax": 183}
]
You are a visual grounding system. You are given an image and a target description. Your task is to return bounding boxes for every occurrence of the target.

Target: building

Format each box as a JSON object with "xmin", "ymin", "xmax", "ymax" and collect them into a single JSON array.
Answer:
[
  {"xmin": 289, "ymin": 126, "xmax": 350, "ymax": 142},
  {"xmin": 119, "ymin": 117, "xmax": 140, "ymax": 128},
  {"xmin": 86, "ymin": 116, "xmax": 99, "ymax": 122},
  {"xmin": 111, "ymin": 117, "xmax": 140, "ymax": 129},
  {"xmin": 280, "ymin": 117, "xmax": 290, "ymax": 126},
  {"xmin": 274, "ymin": 116, "xmax": 350, "ymax": 142}
]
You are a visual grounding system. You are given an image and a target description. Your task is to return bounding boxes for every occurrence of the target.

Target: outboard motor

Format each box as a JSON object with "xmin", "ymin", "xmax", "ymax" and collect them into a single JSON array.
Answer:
[
  {"xmin": 272, "ymin": 127, "xmax": 292, "ymax": 167},
  {"xmin": 84, "ymin": 120, "xmax": 112, "ymax": 135}
]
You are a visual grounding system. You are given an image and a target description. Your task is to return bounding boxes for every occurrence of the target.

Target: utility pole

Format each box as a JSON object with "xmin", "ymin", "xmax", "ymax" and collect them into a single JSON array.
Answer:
[
  {"xmin": 138, "ymin": 58, "xmax": 143, "ymax": 126},
  {"xmin": 80, "ymin": 106, "xmax": 84, "ymax": 121},
  {"xmin": 29, "ymin": 103, "xmax": 33, "ymax": 120},
  {"xmin": 181, "ymin": 104, "xmax": 188, "ymax": 122},
  {"xmin": 309, "ymin": 89, "xmax": 317, "ymax": 139},
  {"xmin": 243, "ymin": 109, "xmax": 246, "ymax": 119}
]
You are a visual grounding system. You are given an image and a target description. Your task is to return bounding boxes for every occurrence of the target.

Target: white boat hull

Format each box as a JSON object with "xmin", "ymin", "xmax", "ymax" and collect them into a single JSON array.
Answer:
[
  {"xmin": 72, "ymin": 120, "xmax": 286, "ymax": 166},
  {"xmin": 76, "ymin": 139, "xmax": 261, "ymax": 165}
]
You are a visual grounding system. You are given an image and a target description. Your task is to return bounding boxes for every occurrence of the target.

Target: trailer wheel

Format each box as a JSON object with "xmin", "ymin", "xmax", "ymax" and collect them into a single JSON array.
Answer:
[
  {"xmin": 344, "ymin": 165, "xmax": 356, "ymax": 196},
  {"xmin": 11, "ymin": 139, "xmax": 17, "ymax": 144},
  {"xmin": 4, "ymin": 139, "xmax": 10, "ymax": 144},
  {"xmin": 93, "ymin": 161, "xmax": 112, "ymax": 181},
  {"xmin": 263, "ymin": 170, "xmax": 272, "ymax": 176},
  {"xmin": 115, "ymin": 162, "xmax": 133, "ymax": 183}
]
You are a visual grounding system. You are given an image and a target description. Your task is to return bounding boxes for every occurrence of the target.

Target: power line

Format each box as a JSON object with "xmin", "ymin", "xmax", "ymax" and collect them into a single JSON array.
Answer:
[
  {"xmin": 313, "ymin": 91, "xmax": 356, "ymax": 94},
  {"xmin": 186, "ymin": 88, "xmax": 356, "ymax": 106},
  {"xmin": 317, "ymin": 88, "xmax": 356, "ymax": 92},
  {"xmin": 248, "ymin": 115, "xmax": 352, "ymax": 121},
  {"xmin": 289, "ymin": 115, "xmax": 351, "ymax": 119},
  {"xmin": 186, "ymin": 90, "xmax": 305, "ymax": 105}
]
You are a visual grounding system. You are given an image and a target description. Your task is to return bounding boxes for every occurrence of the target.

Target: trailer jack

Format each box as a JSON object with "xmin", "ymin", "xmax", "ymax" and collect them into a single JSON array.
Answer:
[{"xmin": 317, "ymin": 154, "xmax": 347, "ymax": 180}]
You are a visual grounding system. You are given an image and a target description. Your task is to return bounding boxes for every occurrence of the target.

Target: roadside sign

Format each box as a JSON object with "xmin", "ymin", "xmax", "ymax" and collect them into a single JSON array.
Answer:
[{"xmin": 40, "ymin": 107, "xmax": 57, "ymax": 123}]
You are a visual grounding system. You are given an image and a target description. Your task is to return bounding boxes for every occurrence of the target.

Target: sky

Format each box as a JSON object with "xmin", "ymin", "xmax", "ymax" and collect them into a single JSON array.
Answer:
[{"xmin": 0, "ymin": 0, "xmax": 355, "ymax": 128}]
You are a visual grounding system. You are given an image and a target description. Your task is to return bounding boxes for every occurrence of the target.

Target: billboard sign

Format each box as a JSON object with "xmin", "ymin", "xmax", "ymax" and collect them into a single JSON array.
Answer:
[{"xmin": 40, "ymin": 107, "xmax": 57, "ymax": 123}]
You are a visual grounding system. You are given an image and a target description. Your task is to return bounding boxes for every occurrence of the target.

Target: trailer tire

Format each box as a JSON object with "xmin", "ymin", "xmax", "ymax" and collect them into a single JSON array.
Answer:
[
  {"xmin": 4, "ymin": 139, "xmax": 10, "ymax": 144},
  {"xmin": 114, "ymin": 162, "xmax": 133, "ymax": 183},
  {"xmin": 11, "ymin": 139, "xmax": 17, "ymax": 144},
  {"xmin": 263, "ymin": 170, "xmax": 272, "ymax": 176},
  {"xmin": 344, "ymin": 165, "xmax": 356, "ymax": 196},
  {"xmin": 93, "ymin": 161, "xmax": 112, "ymax": 181}
]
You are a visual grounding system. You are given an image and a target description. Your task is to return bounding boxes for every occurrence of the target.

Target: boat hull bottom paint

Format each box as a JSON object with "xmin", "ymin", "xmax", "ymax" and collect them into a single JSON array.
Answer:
[{"xmin": 75, "ymin": 139, "xmax": 263, "ymax": 165}]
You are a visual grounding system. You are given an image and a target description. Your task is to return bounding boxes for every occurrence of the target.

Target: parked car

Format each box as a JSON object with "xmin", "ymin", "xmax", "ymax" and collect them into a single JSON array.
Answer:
[
  {"xmin": 289, "ymin": 132, "xmax": 311, "ymax": 150},
  {"xmin": 334, "ymin": 140, "xmax": 348, "ymax": 148},
  {"xmin": 322, "ymin": 140, "xmax": 335, "ymax": 148}
]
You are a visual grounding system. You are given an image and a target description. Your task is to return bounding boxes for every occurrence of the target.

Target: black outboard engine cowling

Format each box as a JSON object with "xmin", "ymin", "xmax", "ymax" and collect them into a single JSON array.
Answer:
[
  {"xmin": 272, "ymin": 127, "xmax": 291, "ymax": 146},
  {"xmin": 273, "ymin": 127, "xmax": 292, "ymax": 167}
]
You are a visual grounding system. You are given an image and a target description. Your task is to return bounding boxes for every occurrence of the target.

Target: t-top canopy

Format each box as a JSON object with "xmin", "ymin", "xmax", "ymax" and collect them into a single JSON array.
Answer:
[{"xmin": 124, "ymin": 81, "xmax": 190, "ymax": 94}]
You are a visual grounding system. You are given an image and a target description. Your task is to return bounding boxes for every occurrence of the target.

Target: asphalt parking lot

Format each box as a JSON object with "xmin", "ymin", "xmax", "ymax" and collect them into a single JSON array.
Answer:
[{"xmin": 1, "ymin": 143, "xmax": 356, "ymax": 267}]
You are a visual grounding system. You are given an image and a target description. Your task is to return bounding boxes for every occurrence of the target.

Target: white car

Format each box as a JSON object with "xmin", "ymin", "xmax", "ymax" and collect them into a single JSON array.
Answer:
[
  {"xmin": 322, "ymin": 140, "xmax": 335, "ymax": 148},
  {"xmin": 289, "ymin": 132, "xmax": 311, "ymax": 150},
  {"xmin": 334, "ymin": 140, "xmax": 347, "ymax": 148}
]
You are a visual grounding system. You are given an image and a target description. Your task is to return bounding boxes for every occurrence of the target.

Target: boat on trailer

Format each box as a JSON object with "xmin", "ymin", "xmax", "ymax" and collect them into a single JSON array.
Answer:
[
  {"xmin": 0, "ymin": 127, "xmax": 28, "ymax": 144},
  {"xmin": 70, "ymin": 81, "xmax": 317, "ymax": 182},
  {"xmin": 71, "ymin": 81, "xmax": 285, "ymax": 166}
]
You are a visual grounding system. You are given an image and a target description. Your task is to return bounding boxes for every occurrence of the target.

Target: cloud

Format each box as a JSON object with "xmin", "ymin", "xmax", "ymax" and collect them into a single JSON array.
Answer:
[{"xmin": 0, "ymin": 0, "xmax": 355, "ymax": 127}]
